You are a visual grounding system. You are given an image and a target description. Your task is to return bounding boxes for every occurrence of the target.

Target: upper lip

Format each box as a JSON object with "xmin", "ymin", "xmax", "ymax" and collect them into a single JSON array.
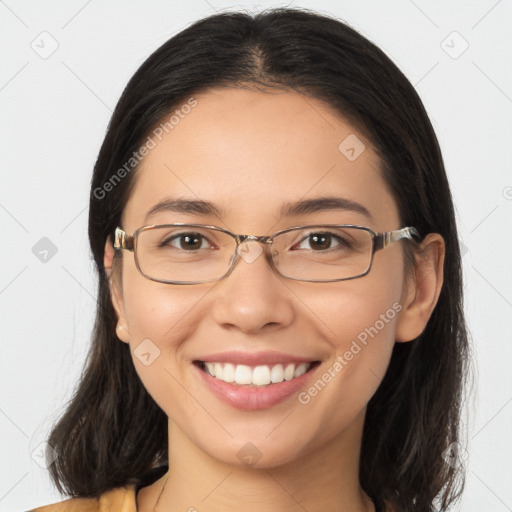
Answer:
[{"xmin": 194, "ymin": 350, "xmax": 320, "ymax": 366}]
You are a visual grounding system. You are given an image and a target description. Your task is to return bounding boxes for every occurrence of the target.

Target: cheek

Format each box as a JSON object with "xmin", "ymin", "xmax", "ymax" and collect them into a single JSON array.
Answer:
[
  {"xmin": 306, "ymin": 257, "xmax": 404, "ymax": 353},
  {"xmin": 333, "ymin": 260, "xmax": 403, "ymax": 379},
  {"xmin": 121, "ymin": 257, "xmax": 204, "ymax": 343},
  {"xmin": 120, "ymin": 268, "xmax": 206, "ymax": 395},
  {"xmin": 121, "ymin": 290, "xmax": 207, "ymax": 426},
  {"xmin": 292, "ymin": 260, "xmax": 404, "ymax": 439},
  {"xmin": 314, "ymin": 284, "xmax": 400, "ymax": 398}
]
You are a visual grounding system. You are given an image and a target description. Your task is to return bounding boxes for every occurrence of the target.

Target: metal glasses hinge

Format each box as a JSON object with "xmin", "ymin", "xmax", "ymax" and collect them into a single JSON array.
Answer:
[
  {"xmin": 382, "ymin": 231, "xmax": 392, "ymax": 248},
  {"xmin": 114, "ymin": 227, "xmax": 125, "ymax": 249}
]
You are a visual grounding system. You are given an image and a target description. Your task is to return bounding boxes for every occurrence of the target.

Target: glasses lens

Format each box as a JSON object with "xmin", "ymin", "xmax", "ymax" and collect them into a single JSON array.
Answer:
[
  {"xmin": 135, "ymin": 225, "xmax": 373, "ymax": 283},
  {"xmin": 136, "ymin": 226, "xmax": 235, "ymax": 283},
  {"xmin": 272, "ymin": 226, "xmax": 373, "ymax": 281}
]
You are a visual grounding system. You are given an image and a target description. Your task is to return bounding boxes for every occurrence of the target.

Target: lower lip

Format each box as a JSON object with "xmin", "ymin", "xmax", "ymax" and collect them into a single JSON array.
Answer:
[{"xmin": 193, "ymin": 362, "xmax": 320, "ymax": 411}]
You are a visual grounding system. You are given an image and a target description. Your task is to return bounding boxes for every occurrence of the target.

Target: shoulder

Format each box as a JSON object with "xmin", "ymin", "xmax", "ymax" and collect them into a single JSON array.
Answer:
[
  {"xmin": 27, "ymin": 483, "xmax": 138, "ymax": 512},
  {"xmin": 27, "ymin": 495, "xmax": 98, "ymax": 512}
]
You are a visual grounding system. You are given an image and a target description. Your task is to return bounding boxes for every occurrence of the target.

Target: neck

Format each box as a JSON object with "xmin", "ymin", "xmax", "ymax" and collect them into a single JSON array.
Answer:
[{"xmin": 147, "ymin": 408, "xmax": 373, "ymax": 512}]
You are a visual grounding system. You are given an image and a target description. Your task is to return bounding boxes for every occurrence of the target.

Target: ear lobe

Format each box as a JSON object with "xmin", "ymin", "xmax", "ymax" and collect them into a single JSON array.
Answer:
[
  {"xmin": 104, "ymin": 236, "xmax": 130, "ymax": 344},
  {"xmin": 395, "ymin": 233, "xmax": 445, "ymax": 343}
]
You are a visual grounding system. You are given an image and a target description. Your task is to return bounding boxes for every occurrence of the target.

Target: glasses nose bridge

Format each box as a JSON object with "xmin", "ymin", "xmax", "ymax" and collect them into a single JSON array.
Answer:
[
  {"xmin": 236, "ymin": 233, "xmax": 273, "ymax": 245},
  {"xmin": 230, "ymin": 233, "xmax": 276, "ymax": 272}
]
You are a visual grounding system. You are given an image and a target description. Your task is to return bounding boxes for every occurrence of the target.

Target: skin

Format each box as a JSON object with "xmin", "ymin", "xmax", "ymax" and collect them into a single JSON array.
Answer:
[{"xmin": 103, "ymin": 87, "xmax": 445, "ymax": 512}]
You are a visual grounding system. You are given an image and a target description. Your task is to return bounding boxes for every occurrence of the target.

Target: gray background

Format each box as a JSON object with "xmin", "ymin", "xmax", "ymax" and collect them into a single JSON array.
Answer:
[{"xmin": 1, "ymin": 0, "xmax": 511, "ymax": 510}]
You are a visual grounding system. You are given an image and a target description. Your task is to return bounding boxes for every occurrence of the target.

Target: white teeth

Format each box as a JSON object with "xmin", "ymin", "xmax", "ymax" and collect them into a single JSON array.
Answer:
[
  {"xmin": 223, "ymin": 363, "xmax": 235, "ymax": 383},
  {"xmin": 284, "ymin": 363, "xmax": 295, "ymax": 381},
  {"xmin": 234, "ymin": 364, "xmax": 252, "ymax": 385},
  {"xmin": 294, "ymin": 363, "xmax": 308, "ymax": 378},
  {"xmin": 270, "ymin": 364, "xmax": 284, "ymax": 383},
  {"xmin": 252, "ymin": 365, "xmax": 271, "ymax": 386},
  {"xmin": 202, "ymin": 361, "xmax": 314, "ymax": 386}
]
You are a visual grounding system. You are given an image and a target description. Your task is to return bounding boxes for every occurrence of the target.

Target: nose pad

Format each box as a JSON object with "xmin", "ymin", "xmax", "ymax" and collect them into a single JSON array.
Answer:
[
  {"xmin": 227, "ymin": 241, "xmax": 276, "ymax": 276},
  {"xmin": 236, "ymin": 240, "xmax": 265, "ymax": 265}
]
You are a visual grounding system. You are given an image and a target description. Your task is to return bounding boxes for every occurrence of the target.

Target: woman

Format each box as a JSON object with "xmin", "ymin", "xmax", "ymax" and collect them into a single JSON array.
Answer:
[{"xmin": 30, "ymin": 6, "xmax": 469, "ymax": 512}]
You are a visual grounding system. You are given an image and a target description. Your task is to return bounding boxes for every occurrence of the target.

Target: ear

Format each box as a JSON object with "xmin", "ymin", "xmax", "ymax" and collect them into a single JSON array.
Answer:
[
  {"xmin": 395, "ymin": 233, "xmax": 445, "ymax": 342},
  {"xmin": 104, "ymin": 236, "xmax": 130, "ymax": 344}
]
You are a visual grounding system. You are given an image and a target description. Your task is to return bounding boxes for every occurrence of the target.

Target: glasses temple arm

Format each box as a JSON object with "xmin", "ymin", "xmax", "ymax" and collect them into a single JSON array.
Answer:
[{"xmin": 374, "ymin": 226, "xmax": 420, "ymax": 252}]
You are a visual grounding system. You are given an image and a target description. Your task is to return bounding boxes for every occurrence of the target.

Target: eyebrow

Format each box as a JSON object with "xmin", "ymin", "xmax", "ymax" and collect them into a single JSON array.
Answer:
[{"xmin": 144, "ymin": 196, "xmax": 374, "ymax": 224}]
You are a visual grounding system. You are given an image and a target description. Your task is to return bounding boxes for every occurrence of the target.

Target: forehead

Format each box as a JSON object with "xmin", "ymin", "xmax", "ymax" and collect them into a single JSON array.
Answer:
[{"xmin": 121, "ymin": 87, "xmax": 399, "ymax": 231}]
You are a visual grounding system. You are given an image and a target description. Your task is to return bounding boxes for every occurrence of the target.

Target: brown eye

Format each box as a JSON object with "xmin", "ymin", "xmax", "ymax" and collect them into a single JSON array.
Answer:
[
  {"xmin": 294, "ymin": 232, "xmax": 351, "ymax": 252},
  {"xmin": 162, "ymin": 233, "xmax": 209, "ymax": 251}
]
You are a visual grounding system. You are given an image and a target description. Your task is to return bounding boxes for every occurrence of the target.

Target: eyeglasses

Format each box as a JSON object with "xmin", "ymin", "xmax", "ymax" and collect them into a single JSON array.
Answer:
[{"xmin": 113, "ymin": 223, "xmax": 420, "ymax": 285}]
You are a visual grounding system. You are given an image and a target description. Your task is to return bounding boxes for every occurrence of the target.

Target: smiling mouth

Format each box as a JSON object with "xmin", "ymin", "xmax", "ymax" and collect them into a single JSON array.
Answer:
[{"xmin": 194, "ymin": 360, "xmax": 321, "ymax": 387}]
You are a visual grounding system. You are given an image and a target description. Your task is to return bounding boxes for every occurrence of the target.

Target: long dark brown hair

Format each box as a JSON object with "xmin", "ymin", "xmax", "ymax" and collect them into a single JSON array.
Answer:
[{"xmin": 46, "ymin": 7, "xmax": 470, "ymax": 511}]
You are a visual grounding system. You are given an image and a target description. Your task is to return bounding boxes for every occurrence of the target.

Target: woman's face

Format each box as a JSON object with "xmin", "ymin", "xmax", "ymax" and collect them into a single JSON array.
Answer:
[{"xmin": 109, "ymin": 87, "xmax": 415, "ymax": 468}]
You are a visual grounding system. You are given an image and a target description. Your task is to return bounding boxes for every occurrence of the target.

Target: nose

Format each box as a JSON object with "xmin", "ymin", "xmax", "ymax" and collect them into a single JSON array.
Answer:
[{"xmin": 210, "ymin": 240, "xmax": 295, "ymax": 334}]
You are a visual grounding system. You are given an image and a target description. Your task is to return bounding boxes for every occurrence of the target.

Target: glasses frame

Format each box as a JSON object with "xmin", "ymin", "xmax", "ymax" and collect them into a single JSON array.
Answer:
[{"xmin": 113, "ymin": 223, "xmax": 421, "ymax": 285}]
